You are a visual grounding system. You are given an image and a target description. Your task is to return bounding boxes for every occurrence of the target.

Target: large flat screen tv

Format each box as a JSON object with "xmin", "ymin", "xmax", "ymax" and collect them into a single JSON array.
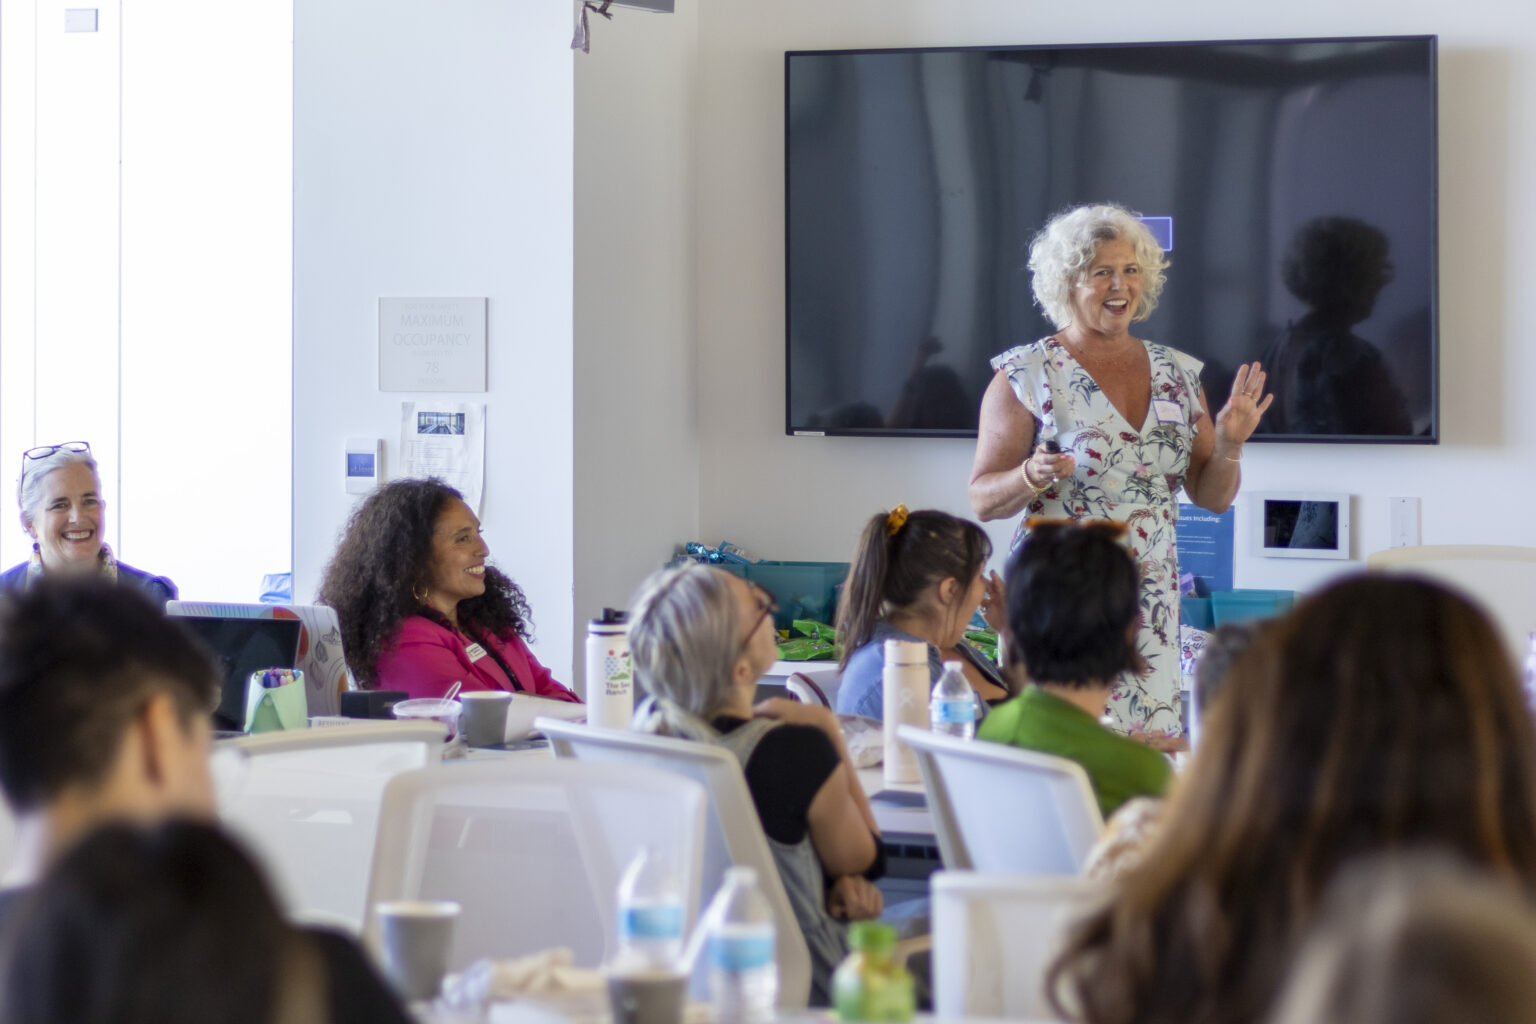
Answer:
[{"xmin": 785, "ymin": 36, "xmax": 1438, "ymax": 443}]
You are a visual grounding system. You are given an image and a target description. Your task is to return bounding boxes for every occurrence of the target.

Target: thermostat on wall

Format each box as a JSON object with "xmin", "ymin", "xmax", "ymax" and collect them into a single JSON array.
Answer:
[
  {"xmin": 345, "ymin": 437, "xmax": 381, "ymax": 494},
  {"xmin": 1250, "ymin": 491, "xmax": 1351, "ymax": 560}
]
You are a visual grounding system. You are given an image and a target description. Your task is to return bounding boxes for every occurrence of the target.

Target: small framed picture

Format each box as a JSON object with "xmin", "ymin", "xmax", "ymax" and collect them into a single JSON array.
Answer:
[{"xmin": 1249, "ymin": 491, "xmax": 1352, "ymax": 560}]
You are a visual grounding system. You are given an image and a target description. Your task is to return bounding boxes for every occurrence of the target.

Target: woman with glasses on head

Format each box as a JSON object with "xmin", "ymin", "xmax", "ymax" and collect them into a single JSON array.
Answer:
[
  {"xmin": 834, "ymin": 505, "xmax": 1006, "ymax": 720},
  {"xmin": 0, "ymin": 442, "xmax": 177, "ymax": 602},
  {"xmin": 628, "ymin": 563, "xmax": 885, "ymax": 1005}
]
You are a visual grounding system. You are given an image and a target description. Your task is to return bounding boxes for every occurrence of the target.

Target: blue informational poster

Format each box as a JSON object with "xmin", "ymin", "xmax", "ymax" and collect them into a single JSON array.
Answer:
[{"xmin": 1177, "ymin": 503, "xmax": 1235, "ymax": 596}]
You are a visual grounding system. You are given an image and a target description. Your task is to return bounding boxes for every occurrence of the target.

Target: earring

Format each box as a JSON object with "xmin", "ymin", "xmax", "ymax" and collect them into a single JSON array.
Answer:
[{"xmin": 411, "ymin": 583, "xmax": 429, "ymax": 603}]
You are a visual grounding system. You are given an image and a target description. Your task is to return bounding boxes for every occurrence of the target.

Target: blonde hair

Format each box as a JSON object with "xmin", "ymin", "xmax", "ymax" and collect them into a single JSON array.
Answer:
[
  {"xmin": 627, "ymin": 564, "xmax": 747, "ymax": 734},
  {"xmin": 1027, "ymin": 203, "xmax": 1169, "ymax": 330}
]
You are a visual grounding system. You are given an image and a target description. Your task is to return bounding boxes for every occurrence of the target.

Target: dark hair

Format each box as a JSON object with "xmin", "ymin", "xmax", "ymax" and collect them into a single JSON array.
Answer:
[
  {"xmin": 0, "ymin": 820, "xmax": 323, "ymax": 1024},
  {"xmin": 835, "ymin": 508, "xmax": 991, "ymax": 669},
  {"xmin": 1282, "ymin": 215, "xmax": 1393, "ymax": 313},
  {"xmin": 1048, "ymin": 574, "xmax": 1536, "ymax": 1024},
  {"xmin": 318, "ymin": 478, "xmax": 533, "ymax": 688},
  {"xmin": 1004, "ymin": 521, "xmax": 1140, "ymax": 686},
  {"xmin": 0, "ymin": 578, "xmax": 218, "ymax": 813}
]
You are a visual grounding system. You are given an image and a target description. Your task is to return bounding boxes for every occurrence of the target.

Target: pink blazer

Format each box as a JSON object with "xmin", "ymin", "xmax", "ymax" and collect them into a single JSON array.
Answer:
[{"xmin": 374, "ymin": 615, "xmax": 580, "ymax": 702}]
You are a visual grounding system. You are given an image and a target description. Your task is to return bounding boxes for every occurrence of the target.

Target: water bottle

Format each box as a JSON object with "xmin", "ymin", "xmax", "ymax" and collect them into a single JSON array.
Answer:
[
  {"xmin": 707, "ymin": 866, "xmax": 778, "ymax": 1023},
  {"xmin": 585, "ymin": 609, "xmax": 633, "ymax": 730},
  {"xmin": 614, "ymin": 846, "xmax": 684, "ymax": 972},
  {"xmin": 929, "ymin": 660, "xmax": 977, "ymax": 740}
]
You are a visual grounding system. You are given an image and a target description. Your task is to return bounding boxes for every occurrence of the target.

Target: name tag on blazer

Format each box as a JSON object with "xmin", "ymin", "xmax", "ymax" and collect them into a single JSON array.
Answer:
[{"xmin": 465, "ymin": 642, "xmax": 489, "ymax": 663}]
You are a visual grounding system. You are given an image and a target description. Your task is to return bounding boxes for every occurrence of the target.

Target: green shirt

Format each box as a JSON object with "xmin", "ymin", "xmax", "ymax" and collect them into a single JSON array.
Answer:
[{"xmin": 977, "ymin": 686, "xmax": 1173, "ymax": 819}]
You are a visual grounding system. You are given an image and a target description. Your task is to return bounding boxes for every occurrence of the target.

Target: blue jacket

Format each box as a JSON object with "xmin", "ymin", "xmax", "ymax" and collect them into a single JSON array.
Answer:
[{"xmin": 0, "ymin": 559, "xmax": 178, "ymax": 605}]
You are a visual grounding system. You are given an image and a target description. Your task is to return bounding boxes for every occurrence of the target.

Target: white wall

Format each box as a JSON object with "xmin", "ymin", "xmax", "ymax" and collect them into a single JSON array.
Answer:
[
  {"xmin": 1, "ymin": 0, "xmax": 291, "ymax": 601},
  {"xmin": 573, "ymin": 2, "xmax": 702, "ymax": 688},
  {"xmin": 293, "ymin": 1, "xmax": 576, "ymax": 678},
  {"xmin": 690, "ymin": 1, "xmax": 1536, "ymax": 595}
]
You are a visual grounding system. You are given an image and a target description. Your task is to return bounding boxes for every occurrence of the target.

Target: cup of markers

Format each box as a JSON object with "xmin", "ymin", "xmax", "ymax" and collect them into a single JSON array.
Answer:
[{"xmin": 244, "ymin": 667, "xmax": 309, "ymax": 733}]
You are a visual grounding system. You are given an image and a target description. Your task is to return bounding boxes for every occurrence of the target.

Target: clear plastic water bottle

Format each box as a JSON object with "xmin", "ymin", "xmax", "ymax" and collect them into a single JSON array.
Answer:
[
  {"xmin": 614, "ymin": 846, "xmax": 684, "ymax": 972},
  {"xmin": 929, "ymin": 660, "xmax": 977, "ymax": 740},
  {"xmin": 707, "ymin": 866, "xmax": 778, "ymax": 1024}
]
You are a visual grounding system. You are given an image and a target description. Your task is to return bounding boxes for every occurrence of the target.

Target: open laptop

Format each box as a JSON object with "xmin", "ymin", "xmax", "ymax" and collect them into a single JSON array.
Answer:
[{"xmin": 177, "ymin": 615, "xmax": 304, "ymax": 732}]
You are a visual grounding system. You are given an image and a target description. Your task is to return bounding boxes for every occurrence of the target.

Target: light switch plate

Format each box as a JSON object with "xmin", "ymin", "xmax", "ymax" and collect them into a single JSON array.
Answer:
[{"xmin": 1389, "ymin": 497, "xmax": 1420, "ymax": 548}]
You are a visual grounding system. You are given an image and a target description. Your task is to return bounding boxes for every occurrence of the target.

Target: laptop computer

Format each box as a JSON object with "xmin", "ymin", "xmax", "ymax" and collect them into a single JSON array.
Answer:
[{"xmin": 178, "ymin": 615, "xmax": 304, "ymax": 731}]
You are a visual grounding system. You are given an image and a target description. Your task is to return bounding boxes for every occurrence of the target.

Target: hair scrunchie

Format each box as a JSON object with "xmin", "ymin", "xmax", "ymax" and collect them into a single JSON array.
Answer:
[{"xmin": 885, "ymin": 504, "xmax": 910, "ymax": 537}]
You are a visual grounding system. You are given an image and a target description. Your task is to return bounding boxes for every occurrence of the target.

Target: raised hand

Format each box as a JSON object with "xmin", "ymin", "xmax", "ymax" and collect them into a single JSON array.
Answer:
[{"xmin": 1215, "ymin": 361, "xmax": 1274, "ymax": 446}]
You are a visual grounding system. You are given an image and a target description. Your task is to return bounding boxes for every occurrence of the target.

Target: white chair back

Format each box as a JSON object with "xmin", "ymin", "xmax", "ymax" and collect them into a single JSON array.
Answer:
[
  {"xmin": 537, "ymin": 717, "xmax": 813, "ymax": 1008},
  {"xmin": 363, "ymin": 757, "xmax": 706, "ymax": 975},
  {"xmin": 218, "ymin": 721, "xmax": 444, "ymax": 932},
  {"xmin": 1366, "ymin": 544, "xmax": 1536, "ymax": 665},
  {"xmin": 931, "ymin": 870, "xmax": 1098, "ymax": 1020},
  {"xmin": 783, "ymin": 667, "xmax": 841, "ymax": 709},
  {"xmin": 899, "ymin": 725, "xmax": 1103, "ymax": 873}
]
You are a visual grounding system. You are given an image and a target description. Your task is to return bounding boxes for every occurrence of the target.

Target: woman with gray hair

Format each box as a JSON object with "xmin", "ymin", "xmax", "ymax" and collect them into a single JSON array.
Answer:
[
  {"xmin": 627, "ymin": 562, "xmax": 884, "ymax": 1006},
  {"xmin": 969, "ymin": 203, "xmax": 1269, "ymax": 736},
  {"xmin": 0, "ymin": 442, "xmax": 176, "ymax": 602}
]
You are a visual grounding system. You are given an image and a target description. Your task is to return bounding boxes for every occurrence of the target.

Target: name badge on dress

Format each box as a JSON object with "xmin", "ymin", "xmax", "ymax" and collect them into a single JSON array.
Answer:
[
  {"xmin": 464, "ymin": 642, "xmax": 489, "ymax": 663},
  {"xmin": 1152, "ymin": 399, "xmax": 1183, "ymax": 425}
]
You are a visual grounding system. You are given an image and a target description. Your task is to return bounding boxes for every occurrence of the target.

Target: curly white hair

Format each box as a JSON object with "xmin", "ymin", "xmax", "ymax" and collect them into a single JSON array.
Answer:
[{"xmin": 1027, "ymin": 203, "xmax": 1169, "ymax": 330}]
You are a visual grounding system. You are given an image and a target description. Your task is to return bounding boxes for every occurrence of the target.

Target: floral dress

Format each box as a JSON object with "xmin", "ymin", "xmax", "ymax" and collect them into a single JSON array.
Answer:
[{"xmin": 992, "ymin": 337, "xmax": 1205, "ymax": 735}]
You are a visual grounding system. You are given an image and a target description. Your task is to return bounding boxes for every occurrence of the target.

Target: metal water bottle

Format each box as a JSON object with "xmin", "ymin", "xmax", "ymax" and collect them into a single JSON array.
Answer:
[{"xmin": 585, "ymin": 608, "xmax": 633, "ymax": 729}]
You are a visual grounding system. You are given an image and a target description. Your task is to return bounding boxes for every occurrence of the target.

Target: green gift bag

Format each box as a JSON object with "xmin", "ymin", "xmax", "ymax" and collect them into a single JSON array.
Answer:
[{"xmin": 244, "ymin": 668, "xmax": 309, "ymax": 733}]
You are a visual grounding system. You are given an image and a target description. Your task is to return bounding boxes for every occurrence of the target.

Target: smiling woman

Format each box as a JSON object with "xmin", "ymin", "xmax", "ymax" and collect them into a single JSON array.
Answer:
[
  {"xmin": 317, "ymin": 477, "xmax": 579, "ymax": 703},
  {"xmin": 0, "ymin": 442, "xmax": 177, "ymax": 603},
  {"xmin": 969, "ymin": 203, "xmax": 1272, "ymax": 735}
]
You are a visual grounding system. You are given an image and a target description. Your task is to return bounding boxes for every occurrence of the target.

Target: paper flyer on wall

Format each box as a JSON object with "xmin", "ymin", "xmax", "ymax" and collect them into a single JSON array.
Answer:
[{"xmin": 399, "ymin": 401, "xmax": 486, "ymax": 513}]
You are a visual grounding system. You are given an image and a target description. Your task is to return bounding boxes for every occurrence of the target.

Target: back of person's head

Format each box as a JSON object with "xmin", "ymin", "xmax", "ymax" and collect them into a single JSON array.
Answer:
[
  {"xmin": 1269, "ymin": 852, "xmax": 1536, "ymax": 1024},
  {"xmin": 836, "ymin": 507, "xmax": 990, "ymax": 667},
  {"xmin": 0, "ymin": 819, "xmax": 324, "ymax": 1024},
  {"xmin": 628, "ymin": 563, "xmax": 743, "ymax": 729},
  {"xmin": 1049, "ymin": 573, "xmax": 1536, "ymax": 1024},
  {"xmin": 0, "ymin": 577, "xmax": 218, "ymax": 813},
  {"xmin": 1193, "ymin": 620, "xmax": 1267, "ymax": 714},
  {"xmin": 1004, "ymin": 520, "xmax": 1140, "ymax": 686}
]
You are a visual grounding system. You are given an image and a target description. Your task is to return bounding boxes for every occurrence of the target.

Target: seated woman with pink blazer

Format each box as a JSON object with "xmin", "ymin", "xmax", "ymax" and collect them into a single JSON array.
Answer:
[{"xmin": 319, "ymin": 478, "xmax": 579, "ymax": 702}]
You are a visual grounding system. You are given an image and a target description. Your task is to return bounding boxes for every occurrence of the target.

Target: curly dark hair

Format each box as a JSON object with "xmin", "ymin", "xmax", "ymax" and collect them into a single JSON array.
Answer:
[{"xmin": 317, "ymin": 478, "xmax": 533, "ymax": 689}]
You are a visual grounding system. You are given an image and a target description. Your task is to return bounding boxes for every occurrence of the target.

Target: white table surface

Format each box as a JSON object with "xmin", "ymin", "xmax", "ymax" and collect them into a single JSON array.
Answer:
[{"xmin": 858, "ymin": 767, "xmax": 933, "ymax": 839}]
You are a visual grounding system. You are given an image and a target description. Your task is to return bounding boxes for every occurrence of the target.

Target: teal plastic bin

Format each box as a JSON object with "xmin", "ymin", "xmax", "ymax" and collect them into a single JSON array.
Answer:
[
  {"xmin": 720, "ymin": 560, "xmax": 849, "ymax": 631},
  {"xmin": 1210, "ymin": 589, "xmax": 1294, "ymax": 626},
  {"xmin": 1180, "ymin": 596, "xmax": 1215, "ymax": 631}
]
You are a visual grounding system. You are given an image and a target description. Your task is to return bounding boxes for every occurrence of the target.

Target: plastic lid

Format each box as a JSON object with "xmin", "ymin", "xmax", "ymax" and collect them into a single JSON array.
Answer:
[
  {"xmin": 883, "ymin": 638, "xmax": 926, "ymax": 664},
  {"xmin": 591, "ymin": 607, "xmax": 630, "ymax": 629},
  {"xmin": 942, "ymin": 660, "xmax": 964, "ymax": 673},
  {"xmin": 847, "ymin": 921, "xmax": 897, "ymax": 954}
]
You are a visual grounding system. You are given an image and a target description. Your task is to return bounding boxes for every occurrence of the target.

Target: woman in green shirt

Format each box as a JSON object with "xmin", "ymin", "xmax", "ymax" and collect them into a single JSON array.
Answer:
[{"xmin": 977, "ymin": 520, "xmax": 1170, "ymax": 818}]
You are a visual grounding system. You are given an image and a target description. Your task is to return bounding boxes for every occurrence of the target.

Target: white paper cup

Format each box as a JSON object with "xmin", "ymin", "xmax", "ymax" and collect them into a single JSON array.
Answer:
[
  {"xmin": 458, "ymin": 691, "xmax": 512, "ymax": 746},
  {"xmin": 376, "ymin": 900, "xmax": 461, "ymax": 1002}
]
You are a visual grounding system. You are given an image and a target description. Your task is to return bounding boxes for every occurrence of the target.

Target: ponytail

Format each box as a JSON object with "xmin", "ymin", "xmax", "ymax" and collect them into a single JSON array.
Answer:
[
  {"xmin": 836, "ymin": 506, "xmax": 992, "ymax": 669},
  {"xmin": 836, "ymin": 512, "xmax": 897, "ymax": 669}
]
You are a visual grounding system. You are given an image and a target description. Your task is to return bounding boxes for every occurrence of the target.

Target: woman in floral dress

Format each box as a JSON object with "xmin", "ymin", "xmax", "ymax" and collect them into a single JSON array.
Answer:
[{"xmin": 969, "ymin": 203, "xmax": 1271, "ymax": 735}]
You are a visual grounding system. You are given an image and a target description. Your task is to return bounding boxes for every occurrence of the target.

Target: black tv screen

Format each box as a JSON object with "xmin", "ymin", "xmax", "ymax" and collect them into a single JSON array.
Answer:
[{"xmin": 785, "ymin": 36, "xmax": 1438, "ymax": 442}]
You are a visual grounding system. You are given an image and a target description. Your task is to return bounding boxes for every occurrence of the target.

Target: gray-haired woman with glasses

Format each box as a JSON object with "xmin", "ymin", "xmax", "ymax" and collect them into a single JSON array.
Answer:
[
  {"xmin": 627, "ymin": 562, "xmax": 885, "ymax": 1006},
  {"xmin": 0, "ymin": 442, "xmax": 177, "ymax": 602}
]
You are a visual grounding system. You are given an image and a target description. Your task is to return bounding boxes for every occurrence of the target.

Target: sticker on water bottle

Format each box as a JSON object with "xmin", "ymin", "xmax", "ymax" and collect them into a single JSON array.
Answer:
[
  {"xmin": 710, "ymin": 928, "xmax": 775, "ymax": 970},
  {"xmin": 620, "ymin": 904, "xmax": 683, "ymax": 940},
  {"xmin": 937, "ymin": 698, "xmax": 976, "ymax": 724}
]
